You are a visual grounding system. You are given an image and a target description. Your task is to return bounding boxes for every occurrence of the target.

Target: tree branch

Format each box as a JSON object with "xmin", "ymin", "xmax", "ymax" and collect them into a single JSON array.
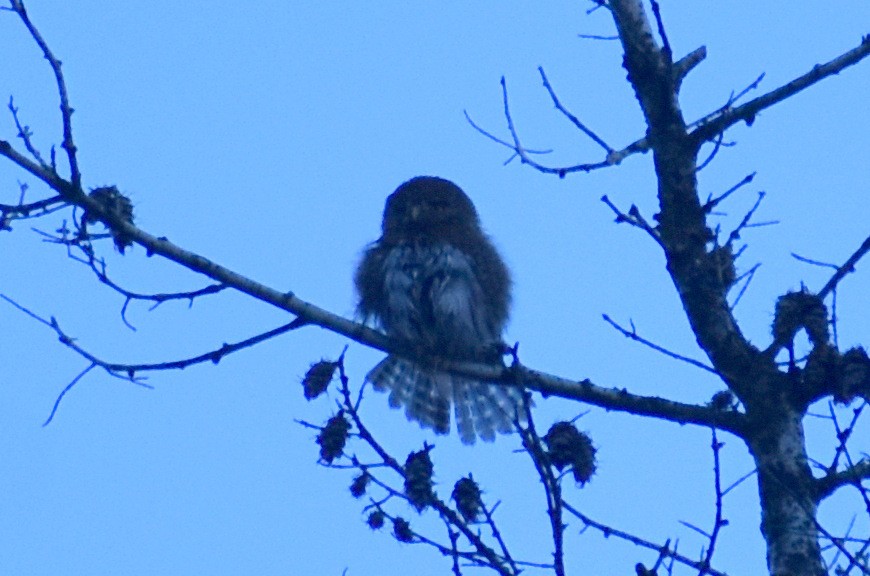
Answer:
[
  {"xmin": 692, "ymin": 35, "xmax": 870, "ymax": 144},
  {"xmin": 815, "ymin": 459, "xmax": 870, "ymax": 502}
]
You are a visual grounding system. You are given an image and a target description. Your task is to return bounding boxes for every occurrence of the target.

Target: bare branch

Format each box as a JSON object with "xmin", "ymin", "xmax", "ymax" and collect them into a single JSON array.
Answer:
[
  {"xmin": 818, "ymin": 234, "xmax": 870, "ymax": 300},
  {"xmin": 538, "ymin": 66, "xmax": 613, "ymax": 154},
  {"xmin": 701, "ymin": 429, "xmax": 728, "ymax": 571},
  {"xmin": 672, "ymin": 46, "xmax": 706, "ymax": 92},
  {"xmin": 703, "ymin": 172, "xmax": 756, "ymax": 213},
  {"xmin": 42, "ymin": 363, "xmax": 95, "ymax": 426},
  {"xmin": 600, "ymin": 195, "xmax": 663, "ymax": 245},
  {"xmin": 725, "ymin": 191, "xmax": 769, "ymax": 246},
  {"xmin": 509, "ymin": 362, "xmax": 745, "ymax": 435},
  {"xmin": 333, "ymin": 362, "xmax": 518, "ymax": 575},
  {"xmin": 518, "ymin": 404, "xmax": 565, "ymax": 576},
  {"xmin": 9, "ymin": 0, "xmax": 82, "ymax": 188},
  {"xmin": 816, "ymin": 459, "xmax": 870, "ymax": 502},
  {"xmin": 1, "ymin": 292, "xmax": 305, "ymax": 379},
  {"xmin": 692, "ymin": 35, "xmax": 870, "ymax": 144},
  {"xmin": 8, "ymin": 96, "xmax": 49, "ymax": 168},
  {"xmin": 463, "ymin": 110, "xmax": 553, "ymax": 164},
  {"xmin": 602, "ymin": 314, "xmax": 717, "ymax": 374},
  {"xmin": 562, "ymin": 501, "xmax": 728, "ymax": 576}
]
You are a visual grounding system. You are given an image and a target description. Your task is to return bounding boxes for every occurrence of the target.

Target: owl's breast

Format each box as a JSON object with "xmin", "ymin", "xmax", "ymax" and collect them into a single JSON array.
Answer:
[{"xmin": 379, "ymin": 243, "xmax": 498, "ymax": 358}]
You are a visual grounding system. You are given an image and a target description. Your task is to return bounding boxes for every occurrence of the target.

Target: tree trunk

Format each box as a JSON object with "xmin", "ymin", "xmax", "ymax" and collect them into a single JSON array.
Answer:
[{"xmin": 747, "ymin": 395, "xmax": 825, "ymax": 576}]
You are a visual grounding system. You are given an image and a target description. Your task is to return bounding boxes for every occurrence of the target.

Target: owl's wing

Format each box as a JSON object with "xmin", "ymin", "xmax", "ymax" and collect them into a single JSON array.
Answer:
[{"xmin": 426, "ymin": 245, "xmax": 499, "ymax": 356}]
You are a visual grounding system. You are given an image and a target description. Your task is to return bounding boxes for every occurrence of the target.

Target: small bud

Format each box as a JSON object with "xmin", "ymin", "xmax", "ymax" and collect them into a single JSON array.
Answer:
[
  {"xmin": 544, "ymin": 421, "xmax": 597, "ymax": 485},
  {"xmin": 316, "ymin": 412, "xmax": 350, "ymax": 464},
  {"xmin": 837, "ymin": 347, "xmax": 870, "ymax": 404},
  {"xmin": 404, "ymin": 446, "xmax": 435, "ymax": 512},
  {"xmin": 708, "ymin": 390, "xmax": 735, "ymax": 411},
  {"xmin": 350, "ymin": 472, "xmax": 370, "ymax": 498},
  {"xmin": 302, "ymin": 360, "xmax": 338, "ymax": 400},
  {"xmin": 392, "ymin": 517, "xmax": 414, "ymax": 543},
  {"xmin": 451, "ymin": 476, "xmax": 483, "ymax": 522},
  {"xmin": 366, "ymin": 510, "xmax": 385, "ymax": 530}
]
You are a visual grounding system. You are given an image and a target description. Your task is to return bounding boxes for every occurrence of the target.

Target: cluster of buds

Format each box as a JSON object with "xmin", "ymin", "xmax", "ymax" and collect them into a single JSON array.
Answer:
[
  {"xmin": 451, "ymin": 475, "xmax": 483, "ymax": 522},
  {"xmin": 316, "ymin": 412, "xmax": 350, "ymax": 464},
  {"xmin": 772, "ymin": 290, "xmax": 829, "ymax": 347},
  {"xmin": 404, "ymin": 447, "xmax": 435, "ymax": 512},
  {"xmin": 543, "ymin": 421, "xmax": 597, "ymax": 485},
  {"xmin": 84, "ymin": 186, "xmax": 135, "ymax": 253},
  {"xmin": 302, "ymin": 360, "xmax": 338, "ymax": 400}
]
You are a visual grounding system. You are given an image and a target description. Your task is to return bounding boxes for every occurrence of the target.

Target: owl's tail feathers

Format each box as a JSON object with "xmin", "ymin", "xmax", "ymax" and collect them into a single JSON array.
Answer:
[
  {"xmin": 366, "ymin": 356, "xmax": 451, "ymax": 435},
  {"xmin": 366, "ymin": 355, "xmax": 528, "ymax": 444},
  {"xmin": 453, "ymin": 378, "xmax": 527, "ymax": 445}
]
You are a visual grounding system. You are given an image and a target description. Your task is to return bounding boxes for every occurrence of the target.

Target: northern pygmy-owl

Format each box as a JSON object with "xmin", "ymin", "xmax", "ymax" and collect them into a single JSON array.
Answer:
[{"xmin": 355, "ymin": 176, "xmax": 524, "ymax": 444}]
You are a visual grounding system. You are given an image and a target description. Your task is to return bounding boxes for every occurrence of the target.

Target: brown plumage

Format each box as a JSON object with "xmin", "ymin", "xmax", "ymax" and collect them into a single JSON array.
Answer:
[{"xmin": 355, "ymin": 176, "xmax": 524, "ymax": 444}]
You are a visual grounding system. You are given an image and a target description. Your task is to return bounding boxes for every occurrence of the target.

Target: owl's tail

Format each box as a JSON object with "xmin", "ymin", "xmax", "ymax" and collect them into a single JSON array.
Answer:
[{"xmin": 366, "ymin": 356, "xmax": 527, "ymax": 445}]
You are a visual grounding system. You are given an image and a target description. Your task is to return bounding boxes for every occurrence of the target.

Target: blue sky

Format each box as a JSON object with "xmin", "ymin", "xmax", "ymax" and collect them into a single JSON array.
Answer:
[{"xmin": 1, "ymin": 2, "xmax": 868, "ymax": 574}]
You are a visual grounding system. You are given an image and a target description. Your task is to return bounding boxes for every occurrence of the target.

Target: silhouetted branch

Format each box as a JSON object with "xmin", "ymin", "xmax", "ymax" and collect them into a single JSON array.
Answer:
[
  {"xmin": 692, "ymin": 36, "xmax": 870, "ymax": 143},
  {"xmin": 818, "ymin": 234, "xmax": 870, "ymax": 300},
  {"xmin": 603, "ymin": 314, "xmax": 717, "ymax": 374},
  {"xmin": 562, "ymin": 501, "xmax": 728, "ymax": 576},
  {"xmin": 728, "ymin": 263, "xmax": 760, "ymax": 309},
  {"xmin": 8, "ymin": 96, "xmax": 49, "ymax": 169},
  {"xmin": 518, "ymin": 403, "xmax": 565, "ymax": 576},
  {"xmin": 816, "ymin": 459, "xmax": 870, "ymax": 502},
  {"xmin": 600, "ymin": 195, "xmax": 663, "ymax": 245},
  {"xmin": 703, "ymin": 172, "xmax": 756, "ymax": 213},
  {"xmin": 42, "ymin": 362, "xmax": 95, "ymax": 426},
  {"xmin": 538, "ymin": 66, "xmax": 613, "ymax": 154},
  {"xmin": 672, "ymin": 46, "xmax": 706, "ymax": 92},
  {"xmin": 8, "ymin": 0, "xmax": 81, "ymax": 188},
  {"xmin": 1, "ymin": 292, "xmax": 304, "ymax": 380},
  {"xmin": 702, "ymin": 429, "xmax": 728, "ymax": 571},
  {"xmin": 328, "ymin": 360, "xmax": 522, "ymax": 576}
]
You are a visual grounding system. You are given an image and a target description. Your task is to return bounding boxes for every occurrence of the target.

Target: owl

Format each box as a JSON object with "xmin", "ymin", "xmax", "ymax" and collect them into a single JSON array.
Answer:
[{"xmin": 355, "ymin": 176, "xmax": 525, "ymax": 444}]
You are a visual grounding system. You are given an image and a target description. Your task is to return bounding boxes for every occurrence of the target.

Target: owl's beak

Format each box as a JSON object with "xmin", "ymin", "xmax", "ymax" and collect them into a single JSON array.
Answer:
[{"xmin": 410, "ymin": 205, "xmax": 421, "ymax": 221}]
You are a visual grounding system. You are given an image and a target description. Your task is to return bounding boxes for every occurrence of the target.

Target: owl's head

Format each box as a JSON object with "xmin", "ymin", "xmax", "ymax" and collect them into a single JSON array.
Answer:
[{"xmin": 381, "ymin": 176, "xmax": 480, "ymax": 244}]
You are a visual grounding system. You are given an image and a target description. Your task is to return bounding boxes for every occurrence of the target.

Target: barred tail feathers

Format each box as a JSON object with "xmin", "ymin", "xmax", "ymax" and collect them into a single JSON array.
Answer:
[
  {"xmin": 367, "ymin": 355, "xmax": 526, "ymax": 444},
  {"xmin": 366, "ymin": 356, "xmax": 450, "ymax": 435}
]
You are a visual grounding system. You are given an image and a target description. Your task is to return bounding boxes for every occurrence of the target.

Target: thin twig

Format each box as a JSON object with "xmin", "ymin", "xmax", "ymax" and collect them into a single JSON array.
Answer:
[
  {"xmin": 42, "ymin": 363, "xmax": 96, "ymax": 426},
  {"xmin": 692, "ymin": 36, "xmax": 870, "ymax": 143},
  {"xmin": 725, "ymin": 192, "xmax": 768, "ymax": 246},
  {"xmin": 10, "ymin": 0, "xmax": 82, "ymax": 188},
  {"xmin": 701, "ymin": 429, "xmax": 727, "ymax": 573},
  {"xmin": 334, "ymin": 362, "xmax": 517, "ymax": 575},
  {"xmin": 8, "ymin": 96, "xmax": 49, "ymax": 168},
  {"xmin": 704, "ymin": 173, "xmax": 756, "ymax": 213},
  {"xmin": 1, "ymin": 292, "xmax": 304, "ymax": 379},
  {"xmin": 562, "ymin": 501, "xmax": 728, "ymax": 576},
  {"xmin": 729, "ymin": 263, "xmax": 761, "ymax": 310},
  {"xmin": 518, "ymin": 402, "xmax": 565, "ymax": 576},
  {"xmin": 818, "ymin": 234, "xmax": 870, "ymax": 300},
  {"xmin": 600, "ymin": 195, "xmax": 663, "ymax": 246},
  {"xmin": 539, "ymin": 66, "xmax": 613, "ymax": 153},
  {"xmin": 602, "ymin": 314, "xmax": 717, "ymax": 374}
]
